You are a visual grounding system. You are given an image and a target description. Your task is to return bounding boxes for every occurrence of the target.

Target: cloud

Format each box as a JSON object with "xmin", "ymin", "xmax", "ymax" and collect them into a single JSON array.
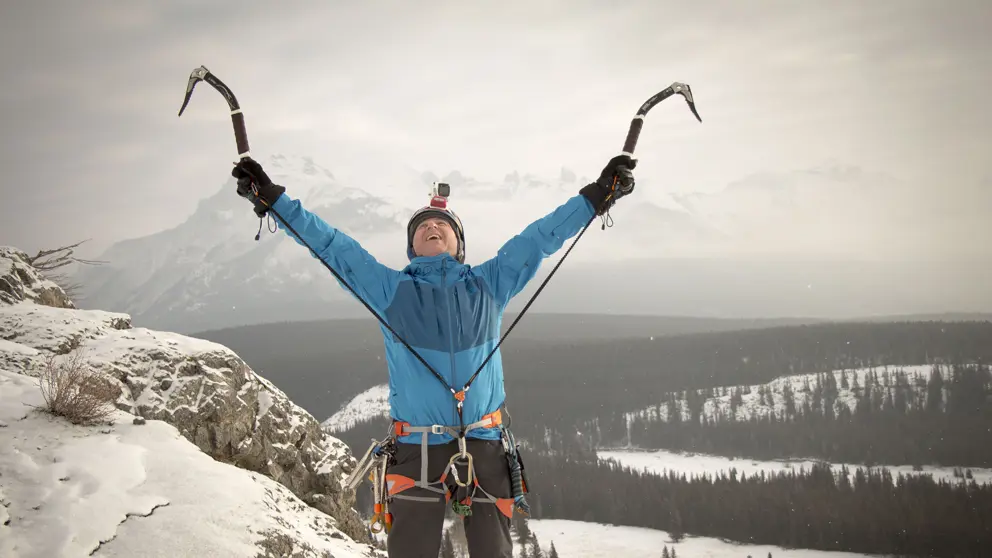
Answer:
[{"xmin": 1, "ymin": 0, "xmax": 989, "ymax": 263}]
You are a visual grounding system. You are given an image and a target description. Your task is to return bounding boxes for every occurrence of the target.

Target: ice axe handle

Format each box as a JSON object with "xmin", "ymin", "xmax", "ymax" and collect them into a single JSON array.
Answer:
[
  {"xmin": 621, "ymin": 117, "xmax": 644, "ymax": 155},
  {"xmin": 231, "ymin": 110, "xmax": 250, "ymax": 158}
]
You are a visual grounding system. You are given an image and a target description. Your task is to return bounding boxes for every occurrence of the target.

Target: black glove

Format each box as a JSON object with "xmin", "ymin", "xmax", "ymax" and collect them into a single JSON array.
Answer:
[
  {"xmin": 232, "ymin": 158, "xmax": 286, "ymax": 217},
  {"xmin": 579, "ymin": 155, "xmax": 637, "ymax": 216}
]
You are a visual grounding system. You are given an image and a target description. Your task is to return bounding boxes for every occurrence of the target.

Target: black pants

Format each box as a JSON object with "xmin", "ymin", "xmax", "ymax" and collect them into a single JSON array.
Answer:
[{"xmin": 386, "ymin": 438, "xmax": 513, "ymax": 558}]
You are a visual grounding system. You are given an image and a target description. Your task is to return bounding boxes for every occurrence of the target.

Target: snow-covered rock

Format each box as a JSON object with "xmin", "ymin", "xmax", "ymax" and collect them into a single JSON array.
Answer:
[
  {"xmin": 0, "ymin": 369, "xmax": 384, "ymax": 558},
  {"xmin": 0, "ymin": 246, "xmax": 74, "ymax": 309},
  {"xmin": 0, "ymin": 247, "xmax": 375, "ymax": 550}
]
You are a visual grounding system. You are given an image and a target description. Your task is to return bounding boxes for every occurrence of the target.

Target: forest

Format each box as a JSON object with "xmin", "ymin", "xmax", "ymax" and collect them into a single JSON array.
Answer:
[
  {"xmin": 593, "ymin": 362, "xmax": 992, "ymax": 467},
  {"xmin": 523, "ymin": 452, "xmax": 992, "ymax": 558}
]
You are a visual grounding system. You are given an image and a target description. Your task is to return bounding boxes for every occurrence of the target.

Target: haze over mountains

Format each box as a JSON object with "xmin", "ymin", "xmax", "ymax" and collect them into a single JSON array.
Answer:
[{"xmin": 72, "ymin": 154, "xmax": 992, "ymax": 333}]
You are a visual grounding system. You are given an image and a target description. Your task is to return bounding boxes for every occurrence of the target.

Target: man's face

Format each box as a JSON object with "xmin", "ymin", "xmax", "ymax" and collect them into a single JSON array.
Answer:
[{"xmin": 412, "ymin": 216, "xmax": 458, "ymax": 259}]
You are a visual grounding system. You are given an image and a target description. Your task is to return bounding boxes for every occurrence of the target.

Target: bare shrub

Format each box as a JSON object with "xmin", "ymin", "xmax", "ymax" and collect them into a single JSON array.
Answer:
[
  {"xmin": 25, "ymin": 239, "xmax": 108, "ymax": 303},
  {"xmin": 38, "ymin": 350, "xmax": 119, "ymax": 425}
]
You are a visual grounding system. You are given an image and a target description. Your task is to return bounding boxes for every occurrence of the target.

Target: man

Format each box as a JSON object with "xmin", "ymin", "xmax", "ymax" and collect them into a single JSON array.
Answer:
[{"xmin": 231, "ymin": 154, "xmax": 636, "ymax": 557}]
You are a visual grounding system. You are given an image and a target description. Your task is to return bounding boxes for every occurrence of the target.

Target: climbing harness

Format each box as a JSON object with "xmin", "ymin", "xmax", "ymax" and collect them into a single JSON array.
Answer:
[
  {"xmin": 389, "ymin": 408, "xmax": 520, "ymax": 519},
  {"xmin": 178, "ymin": 66, "xmax": 701, "ymax": 527},
  {"xmin": 345, "ymin": 406, "xmax": 531, "ymax": 532}
]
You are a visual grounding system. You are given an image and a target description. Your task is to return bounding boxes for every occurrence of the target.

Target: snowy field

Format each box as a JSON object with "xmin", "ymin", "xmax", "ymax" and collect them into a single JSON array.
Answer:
[
  {"xmin": 522, "ymin": 519, "xmax": 877, "ymax": 558},
  {"xmin": 598, "ymin": 448, "xmax": 992, "ymax": 486}
]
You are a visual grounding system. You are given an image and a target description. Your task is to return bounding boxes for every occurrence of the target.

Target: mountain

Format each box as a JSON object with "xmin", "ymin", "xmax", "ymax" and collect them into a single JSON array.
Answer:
[
  {"xmin": 72, "ymin": 155, "xmax": 992, "ymax": 333},
  {"xmin": 72, "ymin": 154, "xmax": 720, "ymax": 332},
  {"xmin": 72, "ymin": 155, "xmax": 417, "ymax": 332}
]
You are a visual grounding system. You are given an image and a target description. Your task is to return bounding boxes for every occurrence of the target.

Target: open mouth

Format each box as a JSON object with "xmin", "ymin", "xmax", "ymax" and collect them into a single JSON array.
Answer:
[{"xmin": 427, "ymin": 233, "xmax": 441, "ymax": 241}]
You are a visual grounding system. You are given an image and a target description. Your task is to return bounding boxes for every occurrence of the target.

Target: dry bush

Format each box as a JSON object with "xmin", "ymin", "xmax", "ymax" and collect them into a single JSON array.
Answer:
[
  {"xmin": 26, "ymin": 239, "xmax": 108, "ymax": 302},
  {"xmin": 38, "ymin": 350, "xmax": 118, "ymax": 425}
]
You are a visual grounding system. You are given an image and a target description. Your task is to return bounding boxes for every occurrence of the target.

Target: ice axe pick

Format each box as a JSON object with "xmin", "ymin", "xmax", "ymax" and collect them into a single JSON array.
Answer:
[{"xmin": 177, "ymin": 65, "xmax": 251, "ymax": 159}]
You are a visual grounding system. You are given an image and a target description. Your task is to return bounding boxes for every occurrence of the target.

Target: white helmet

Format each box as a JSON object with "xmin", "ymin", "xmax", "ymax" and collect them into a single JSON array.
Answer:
[{"xmin": 406, "ymin": 183, "xmax": 466, "ymax": 263}]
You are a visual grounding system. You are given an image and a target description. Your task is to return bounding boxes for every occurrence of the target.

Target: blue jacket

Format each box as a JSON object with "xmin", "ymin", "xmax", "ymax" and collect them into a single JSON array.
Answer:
[{"xmin": 269, "ymin": 192, "xmax": 595, "ymax": 445}]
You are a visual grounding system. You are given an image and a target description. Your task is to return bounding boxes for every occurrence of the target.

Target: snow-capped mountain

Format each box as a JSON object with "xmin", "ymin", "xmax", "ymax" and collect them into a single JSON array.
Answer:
[
  {"xmin": 72, "ymin": 154, "xmax": 719, "ymax": 332},
  {"xmin": 72, "ymin": 155, "xmax": 419, "ymax": 332}
]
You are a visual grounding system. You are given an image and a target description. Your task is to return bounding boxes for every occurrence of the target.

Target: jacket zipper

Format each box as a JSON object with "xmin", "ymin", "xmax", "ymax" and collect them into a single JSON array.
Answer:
[{"xmin": 442, "ymin": 258, "xmax": 458, "ymax": 427}]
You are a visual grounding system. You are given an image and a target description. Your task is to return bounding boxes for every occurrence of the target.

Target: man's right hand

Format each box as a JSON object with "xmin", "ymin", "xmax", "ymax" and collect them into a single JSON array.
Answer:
[
  {"xmin": 579, "ymin": 154, "xmax": 637, "ymax": 216},
  {"xmin": 232, "ymin": 157, "xmax": 285, "ymax": 217}
]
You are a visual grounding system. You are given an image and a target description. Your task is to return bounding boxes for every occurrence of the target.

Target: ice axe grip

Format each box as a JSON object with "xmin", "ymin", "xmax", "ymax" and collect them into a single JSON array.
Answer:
[
  {"xmin": 622, "ymin": 117, "xmax": 644, "ymax": 155},
  {"xmin": 620, "ymin": 81, "xmax": 702, "ymax": 156},
  {"xmin": 231, "ymin": 110, "xmax": 250, "ymax": 158}
]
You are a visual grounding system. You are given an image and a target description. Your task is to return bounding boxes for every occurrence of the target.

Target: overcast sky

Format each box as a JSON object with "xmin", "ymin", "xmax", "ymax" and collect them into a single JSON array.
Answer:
[{"xmin": 1, "ymin": 0, "xmax": 989, "ymax": 260}]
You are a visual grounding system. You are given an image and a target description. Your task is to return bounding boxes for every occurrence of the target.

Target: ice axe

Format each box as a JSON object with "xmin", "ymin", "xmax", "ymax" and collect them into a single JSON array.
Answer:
[
  {"xmin": 591, "ymin": 81, "xmax": 702, "ymax": 220},
  {"xmin": 621, "ymin": 81, "xmax": 701, "ymax": 157},
  {"xmin": 177, "ymin": 65, "xmax": 252, "ymax": 159}
]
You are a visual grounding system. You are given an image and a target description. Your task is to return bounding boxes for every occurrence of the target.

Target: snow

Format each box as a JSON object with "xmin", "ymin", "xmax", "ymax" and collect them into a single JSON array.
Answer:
[
  {"xmin": 257, "ymin": 388, "xmax": 274, "ymax": 421},
  {"xmin": 598, "ymin": 448, "xmax": 992, "ymax": 486},
  {"xmin": 322, "ymin": 383, "xmax": 390, "ymax": 432},
  {"xmin": 0, "ymin": 301, "xmax": 132, "ymax": 363},
  {"xmin": 0, "ymin": 338, "xmax": 39, "ymax": 356},
  {"xmin": 0, "ymin": 369, "xmax": 383, "ymax": 558},
  {"xmin": 522, "ymin": 519, "xmax": 877, "ymax": 558}
]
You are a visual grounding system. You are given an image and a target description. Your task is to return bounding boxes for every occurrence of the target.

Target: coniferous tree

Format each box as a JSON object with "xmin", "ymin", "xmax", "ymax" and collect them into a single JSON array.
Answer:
[
  {"xmin": 514, "ymin": 515, "xmax": 532, "ymax": 546},
  {"xmin": 926, "ymin": 365, "xmax": 945, "ymax": 413},
  {"xmin": 528, "ymin": 531, "xmax": 543, "ymax": 558}
]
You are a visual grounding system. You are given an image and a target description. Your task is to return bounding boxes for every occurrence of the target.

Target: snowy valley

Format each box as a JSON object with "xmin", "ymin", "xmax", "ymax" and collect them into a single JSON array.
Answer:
[{"xmin": 320, "ymin": 338, "xmax": 992, "ymax": 557}]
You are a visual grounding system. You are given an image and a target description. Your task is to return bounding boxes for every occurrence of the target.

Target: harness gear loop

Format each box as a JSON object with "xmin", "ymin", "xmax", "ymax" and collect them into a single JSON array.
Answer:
[{"xmin": 368, "ymin": 446, "xmax": 393, "ymax": 533}]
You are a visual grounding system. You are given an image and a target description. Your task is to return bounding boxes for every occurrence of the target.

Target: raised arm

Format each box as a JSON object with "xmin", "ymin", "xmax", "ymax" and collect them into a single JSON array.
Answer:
[
  {"xmin": 475, "ymin": 155, "xmax": 637, "ymax": 307},
  {"xmin": 475, "ymin": 194, "xmax": 594, "ymax": 307},
  {"xmin": 232, "ymin": 158, "xmax": 401, "ymax": 313}
]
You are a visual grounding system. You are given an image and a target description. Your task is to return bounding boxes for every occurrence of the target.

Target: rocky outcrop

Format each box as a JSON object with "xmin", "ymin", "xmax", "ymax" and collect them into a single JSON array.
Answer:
[
  {"xmin": 0, "ymin": 246, "xmax": 371, "ymax": 545},
  {"xmin": 0, "ymin": 246, "xmax": 74, "ymax": 308}
]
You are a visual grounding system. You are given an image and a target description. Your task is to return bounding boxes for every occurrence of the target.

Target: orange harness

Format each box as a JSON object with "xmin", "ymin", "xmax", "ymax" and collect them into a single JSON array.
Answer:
[{"xmin": 346, "ymin": 407, "xmax": 527, "ymax": 534}]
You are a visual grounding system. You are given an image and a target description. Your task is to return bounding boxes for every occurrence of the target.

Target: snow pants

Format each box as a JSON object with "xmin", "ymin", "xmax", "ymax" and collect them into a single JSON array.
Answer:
[{"xmin": 386, "ymin": 438, "xmax": 513, "ymax": 558}]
